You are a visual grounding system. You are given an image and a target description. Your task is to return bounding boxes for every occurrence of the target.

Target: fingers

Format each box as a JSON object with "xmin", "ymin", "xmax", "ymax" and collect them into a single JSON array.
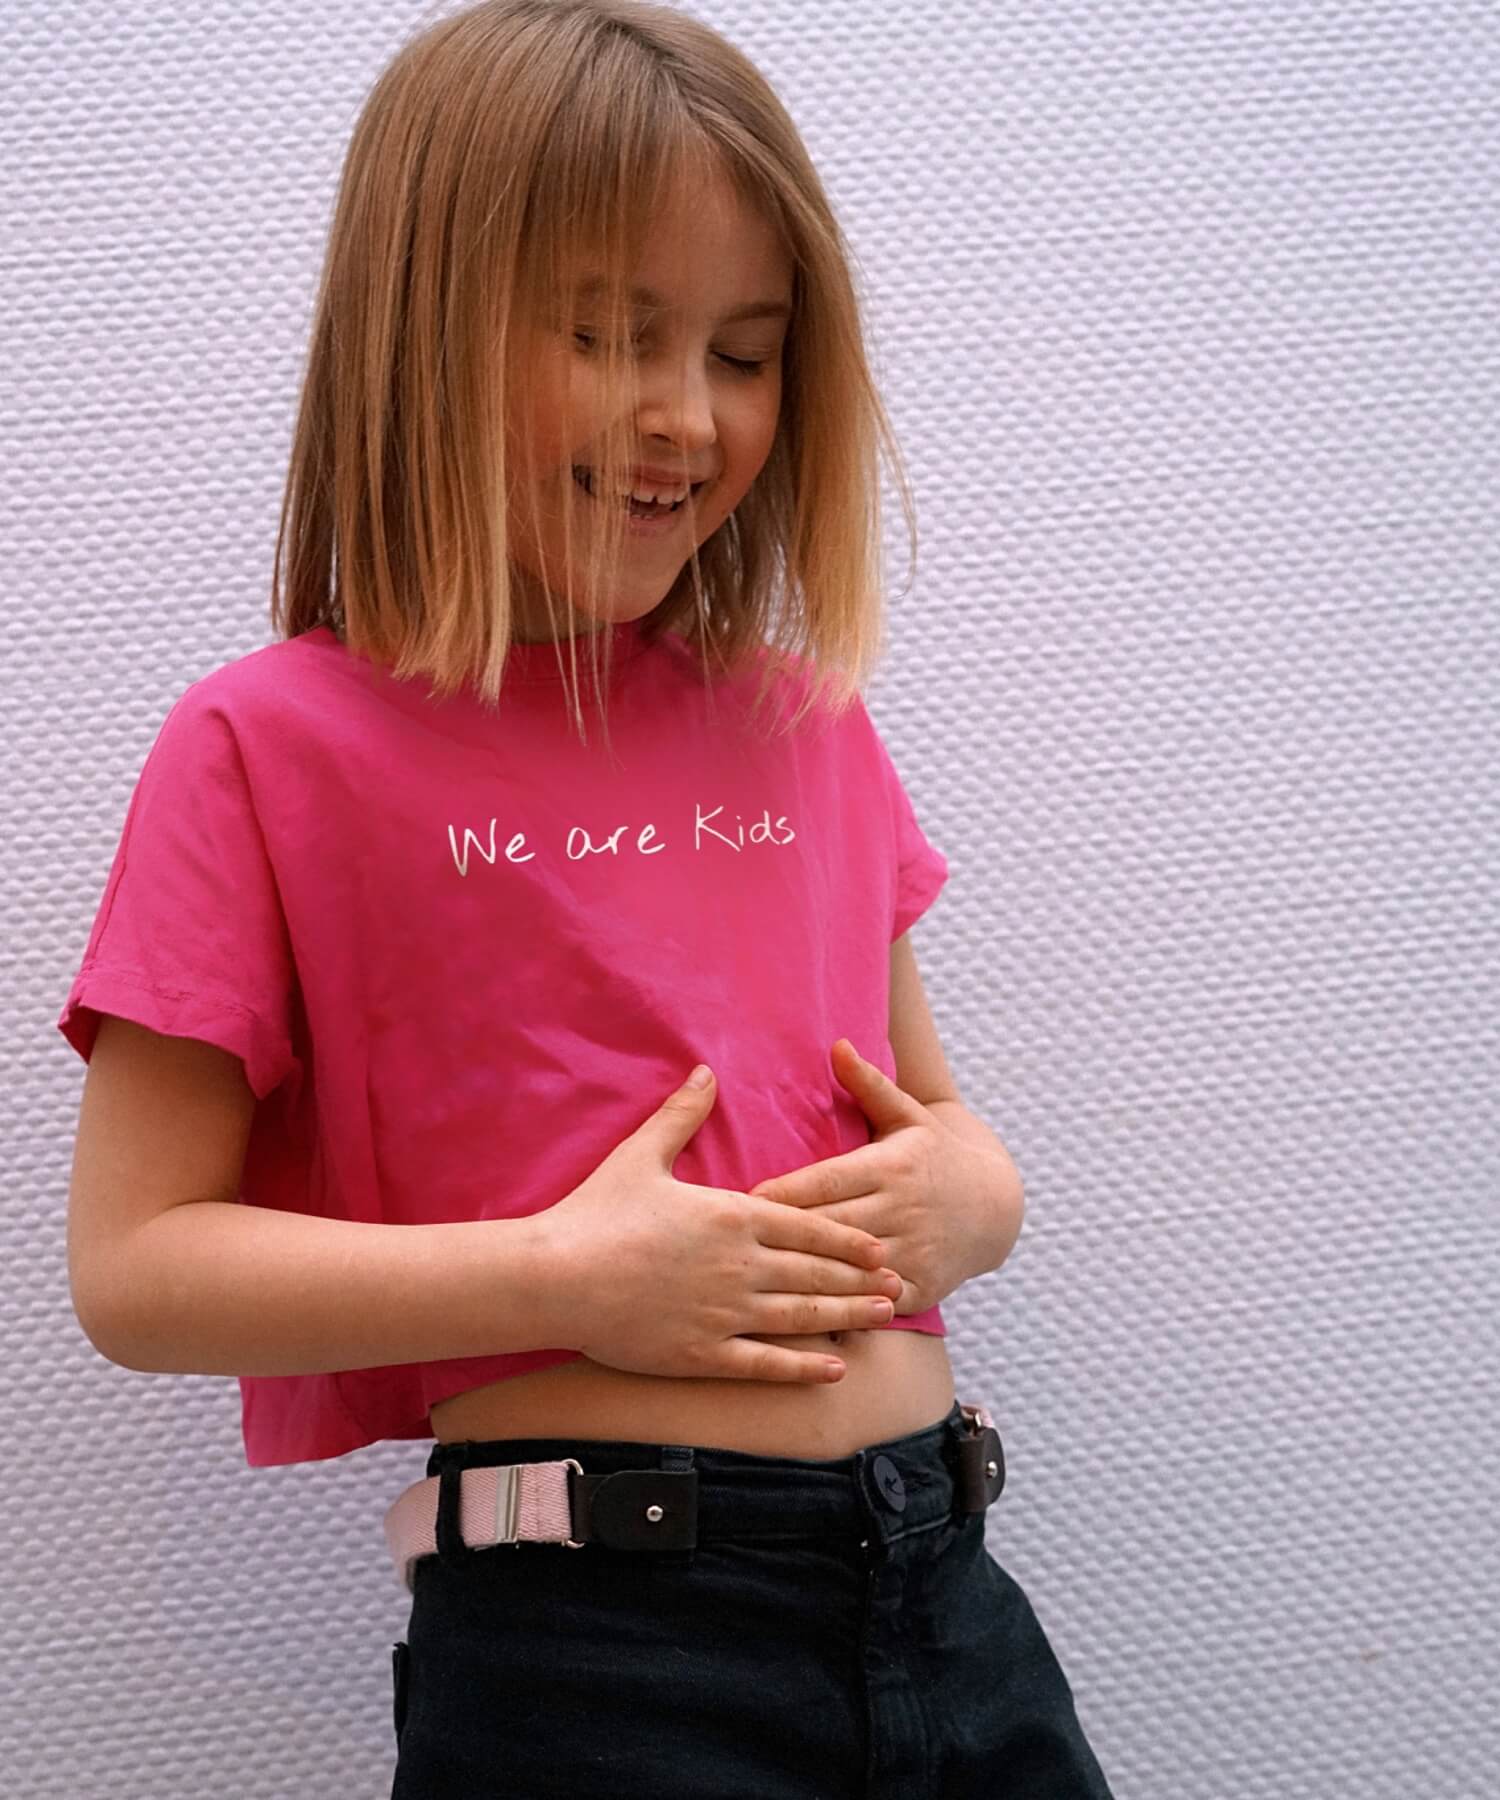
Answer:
[
  {"xmin": 713, "ymin": 1340, "xmax": 850, "ymax": 1383},
  {"xmin": 751, "ymin": 1195, "xmax": 886, "ymax": 1269},
  {"xmin": 743, "ymin": 1290, "xmax": 896, "ymax": 1336}
]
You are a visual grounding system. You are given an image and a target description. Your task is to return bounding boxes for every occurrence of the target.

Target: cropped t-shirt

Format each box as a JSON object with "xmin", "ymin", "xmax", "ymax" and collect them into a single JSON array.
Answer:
[{"xmin": 57, "ymin": 617, "xmax": 951, "ymax": 1466}]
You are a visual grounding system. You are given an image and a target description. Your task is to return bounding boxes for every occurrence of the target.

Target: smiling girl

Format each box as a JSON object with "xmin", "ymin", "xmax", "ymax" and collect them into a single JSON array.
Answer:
[{"xmin": 58, "ymin": 4, "xmax": 1115, "ymax": 1794}]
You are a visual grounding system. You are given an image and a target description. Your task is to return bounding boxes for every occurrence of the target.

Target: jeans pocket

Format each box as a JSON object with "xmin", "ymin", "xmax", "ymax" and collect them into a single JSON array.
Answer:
[{"xmin": 391, "ymin": 1639, "xmax": 411, "ymax": 1745}]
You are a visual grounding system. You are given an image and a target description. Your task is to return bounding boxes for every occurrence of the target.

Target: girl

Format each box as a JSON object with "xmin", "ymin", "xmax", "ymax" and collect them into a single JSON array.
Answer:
[{"xmin": 58, "ymin": 2, "xmax": 1116, "ymax": 1794}]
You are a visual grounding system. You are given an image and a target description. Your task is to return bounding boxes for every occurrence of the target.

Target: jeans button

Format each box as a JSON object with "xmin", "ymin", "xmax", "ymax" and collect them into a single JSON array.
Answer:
[{"xmin": 871, "ymin": 1454, "xmax": 906, "ymax": 1512}]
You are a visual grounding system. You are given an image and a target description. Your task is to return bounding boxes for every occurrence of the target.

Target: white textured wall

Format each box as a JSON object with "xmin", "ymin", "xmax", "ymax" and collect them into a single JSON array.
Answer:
[{"xmin": 11, "ymin": 2, "xmax": 1498, "ymax": 1795}]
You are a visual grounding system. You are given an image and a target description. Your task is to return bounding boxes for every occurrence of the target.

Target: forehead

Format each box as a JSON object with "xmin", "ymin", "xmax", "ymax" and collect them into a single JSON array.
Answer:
[
  {"xmin": 569, "ymin": 273, "xmax": 792, "ymax": 325},
  {"xmin": 559, "ymin": 171, "xmax": 793, "ymax": 319}
]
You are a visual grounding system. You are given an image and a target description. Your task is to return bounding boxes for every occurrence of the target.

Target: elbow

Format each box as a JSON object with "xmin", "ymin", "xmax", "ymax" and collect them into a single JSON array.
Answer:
[
  {"xmin": 71, "ymin": 1283, "xmax": 150, "ymax": 1373},
  {"xmin": 989, "ymin": 1168, "xmax": 1026, "ymax": 1273},
  {"xmin": 73, "ymin": 1300, "xmax": 130, "ymax": 1370},
  {"xmin": 999, "ymin": 1184, "xmax": 1026, "ymax": 1269},
  {"xmin": 994, "ymin": 1147, "xmax": 1025, "ymax": 1219}
]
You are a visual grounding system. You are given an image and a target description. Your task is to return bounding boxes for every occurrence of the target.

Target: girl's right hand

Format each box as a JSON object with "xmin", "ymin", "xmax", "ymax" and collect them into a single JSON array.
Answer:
[{"xmin": 535, "ymin": 1066, "xmax": 903, "ymax": 1384}]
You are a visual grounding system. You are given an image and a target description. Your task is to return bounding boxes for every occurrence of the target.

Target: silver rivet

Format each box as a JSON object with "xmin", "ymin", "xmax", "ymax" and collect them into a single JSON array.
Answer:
[
  {"xmin": 645, "ymin": 1504, "xmax": 664, "ymax": 1523},
  {"xmin": 986, "ymin": 1460, "xmax": 998, "ymax": 1477}
]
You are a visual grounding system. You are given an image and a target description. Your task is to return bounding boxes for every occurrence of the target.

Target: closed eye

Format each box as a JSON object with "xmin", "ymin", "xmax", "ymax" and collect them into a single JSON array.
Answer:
[{"xmin": 572, "ymin": 332, "xmax": 771, "ymax": 378}]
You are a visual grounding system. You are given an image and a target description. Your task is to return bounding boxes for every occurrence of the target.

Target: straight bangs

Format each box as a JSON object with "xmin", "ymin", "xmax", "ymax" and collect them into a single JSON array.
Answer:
[{"xmin": 270, "ymin": 0, "xmax": 918, "ymax": 748}]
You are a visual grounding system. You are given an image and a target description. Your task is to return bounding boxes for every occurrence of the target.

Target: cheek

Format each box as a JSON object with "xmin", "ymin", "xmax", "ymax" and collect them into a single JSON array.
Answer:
[
  {"xmin": 517, "ymin": 345, "xmax": 597, "ymax": 471},
  {"xmin": 505, "ymin": 392, "xmax": 566, "ymax": 486},
  {"xmin": 725, "ymin": 404, "xmax": 782, "ymax": 495},
  {"xmin": 743, "ymin": 378, "xmax": 784, "ymax": 457}
]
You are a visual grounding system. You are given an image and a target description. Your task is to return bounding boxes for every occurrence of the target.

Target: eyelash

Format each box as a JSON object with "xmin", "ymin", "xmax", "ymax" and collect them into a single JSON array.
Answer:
[{"xmin": 571, "ymin": 331, "xmax": 769, "ymax": 378}]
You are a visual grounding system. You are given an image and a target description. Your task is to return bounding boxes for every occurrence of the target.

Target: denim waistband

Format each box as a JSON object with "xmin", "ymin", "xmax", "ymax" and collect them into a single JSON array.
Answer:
[{"xmin": 423, "ymin": 1399, "xmax": 982, "ymax": 1543}]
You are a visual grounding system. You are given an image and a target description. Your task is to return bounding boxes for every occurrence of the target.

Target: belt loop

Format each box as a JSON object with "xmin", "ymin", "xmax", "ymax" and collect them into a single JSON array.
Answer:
[
  {"xmin": 434, "ymin": 1457, "xmax": 473, "ymax": 1566},
  {"xmin": 658, "ymin": 1443, "xmax": 697, "ymax": 1568}
]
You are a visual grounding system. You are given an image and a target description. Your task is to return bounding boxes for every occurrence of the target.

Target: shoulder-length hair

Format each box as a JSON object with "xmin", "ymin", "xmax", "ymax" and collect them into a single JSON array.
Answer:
[{"xmin": 270, "ymin": 0, "xmax": 917, "ymax": 747}]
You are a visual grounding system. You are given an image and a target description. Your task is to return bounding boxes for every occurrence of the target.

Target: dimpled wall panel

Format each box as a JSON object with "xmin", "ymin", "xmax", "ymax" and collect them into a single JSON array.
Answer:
[{"xmin": 12, "ymin": 2, "xmax": 1498, "ymax": 1795}]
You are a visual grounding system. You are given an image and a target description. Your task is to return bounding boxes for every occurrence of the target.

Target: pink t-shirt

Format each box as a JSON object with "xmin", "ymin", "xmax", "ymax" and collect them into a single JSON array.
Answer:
[{"xmin": 57, "ymin": 618, "xmax": 951, "ymax": 1466}]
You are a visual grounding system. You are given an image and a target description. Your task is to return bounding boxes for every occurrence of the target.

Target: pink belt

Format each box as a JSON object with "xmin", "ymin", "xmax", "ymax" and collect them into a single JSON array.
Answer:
[{"xmin": 383, "ymin": 1399, "xmax": 1004, "ymax": 1595}]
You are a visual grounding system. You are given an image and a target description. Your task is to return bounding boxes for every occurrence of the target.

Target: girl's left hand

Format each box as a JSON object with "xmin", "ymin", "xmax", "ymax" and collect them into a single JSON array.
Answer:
[{"xmin": 746, "ymin": 1039, "xmax": 1023, "ymax": 1316}]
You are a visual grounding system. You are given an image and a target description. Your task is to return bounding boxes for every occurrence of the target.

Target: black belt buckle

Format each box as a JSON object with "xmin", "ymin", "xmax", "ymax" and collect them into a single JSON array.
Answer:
[
  {"xmin": 569, "ymin": 1467, "xmax": 699, "ymax": 1550},
  {"xmin": 953, "ymin": 1424, "xmax": 1006, "ymax": 1514}
]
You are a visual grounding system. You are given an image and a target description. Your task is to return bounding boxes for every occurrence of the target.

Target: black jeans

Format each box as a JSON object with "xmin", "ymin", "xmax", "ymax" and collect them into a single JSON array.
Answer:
[{"xmin": 389, "ymin": 1400, "xmax": 1115, "ymax": 1798}]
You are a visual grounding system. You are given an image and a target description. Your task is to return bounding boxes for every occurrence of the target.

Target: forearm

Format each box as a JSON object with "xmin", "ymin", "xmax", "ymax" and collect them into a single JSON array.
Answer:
[
  {"xmin": 927, "ymin": 1098, "xmax": 1026, "ymax": 1274},
  {"xmin": 88, "ymin": 1203, "xmax": 570, "ymax": 1379},
  {"xmin": 927, "ymin": 1098, "xmax": 1021, "ymax": 1177}
]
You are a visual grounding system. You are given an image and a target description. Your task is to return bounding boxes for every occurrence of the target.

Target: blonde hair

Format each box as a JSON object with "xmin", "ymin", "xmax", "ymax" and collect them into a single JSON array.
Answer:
[{"xmin": 270, "ymin": 0, "xmax": 917, "ymax": 745}]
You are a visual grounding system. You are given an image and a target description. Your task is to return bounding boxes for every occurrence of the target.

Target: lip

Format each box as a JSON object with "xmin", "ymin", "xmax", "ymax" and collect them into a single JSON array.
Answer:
[{"xmin": 574, "ymin": 462, "xmax": 712, "ymax": 490}]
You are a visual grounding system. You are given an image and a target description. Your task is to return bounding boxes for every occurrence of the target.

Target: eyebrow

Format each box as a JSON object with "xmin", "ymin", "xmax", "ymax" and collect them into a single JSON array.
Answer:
[{"xmin": 573, "ymin": 276, "xmax": 792, "ymax": 323}]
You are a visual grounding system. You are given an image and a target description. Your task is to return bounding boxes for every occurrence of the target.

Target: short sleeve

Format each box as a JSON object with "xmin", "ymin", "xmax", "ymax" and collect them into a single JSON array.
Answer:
[
  {"xmin": 849, "ymin": 697, "xmax": 951, "ymax": 940},
  {"xmin": 56, "ymin": 685, "xmax": 299, "ymax": 1102}
]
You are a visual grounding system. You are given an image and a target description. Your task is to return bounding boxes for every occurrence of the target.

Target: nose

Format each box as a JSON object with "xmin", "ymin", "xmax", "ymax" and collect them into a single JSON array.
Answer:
[{"xmin": 635, "ymin": 357, "xmax": 717, "ymax": 456}]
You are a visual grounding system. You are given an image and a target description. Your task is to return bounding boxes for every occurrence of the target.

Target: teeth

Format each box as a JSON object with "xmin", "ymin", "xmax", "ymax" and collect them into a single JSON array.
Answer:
[{"xmin": 574, "ymin": 466, "xmax": 691, "ymax": 505}]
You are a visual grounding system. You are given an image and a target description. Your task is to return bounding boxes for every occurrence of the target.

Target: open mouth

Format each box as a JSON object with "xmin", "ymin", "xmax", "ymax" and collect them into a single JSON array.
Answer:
[{"xmin": 571, "ymin": 466, "xmax": 706, "ymax": 519}]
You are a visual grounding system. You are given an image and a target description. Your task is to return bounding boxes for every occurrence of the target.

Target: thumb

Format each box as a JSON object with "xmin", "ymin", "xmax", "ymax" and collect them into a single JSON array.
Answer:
[{"xmin": 655, "ymin": 1062, "xmax": 716, "ymax": 1135}]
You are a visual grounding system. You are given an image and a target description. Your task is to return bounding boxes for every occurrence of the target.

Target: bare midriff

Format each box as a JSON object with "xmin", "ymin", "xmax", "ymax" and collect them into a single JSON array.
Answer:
[{"xmin": 428, "ymin": 1325, "xmax": 957, "ymax": 1460}]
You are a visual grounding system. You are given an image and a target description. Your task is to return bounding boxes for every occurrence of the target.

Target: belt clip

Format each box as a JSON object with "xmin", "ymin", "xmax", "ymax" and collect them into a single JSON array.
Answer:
[
  {"xmin": 492, "ymin": 1459, "xmax": 587, "ymax": 1549},
  {"xmin": 954, "ymin": 1402, "xmax": 1006, "ymax": 1514},
  {"xmin": 568, "ymin": 1466, "xmax": 700, "ymax": 1550}
]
